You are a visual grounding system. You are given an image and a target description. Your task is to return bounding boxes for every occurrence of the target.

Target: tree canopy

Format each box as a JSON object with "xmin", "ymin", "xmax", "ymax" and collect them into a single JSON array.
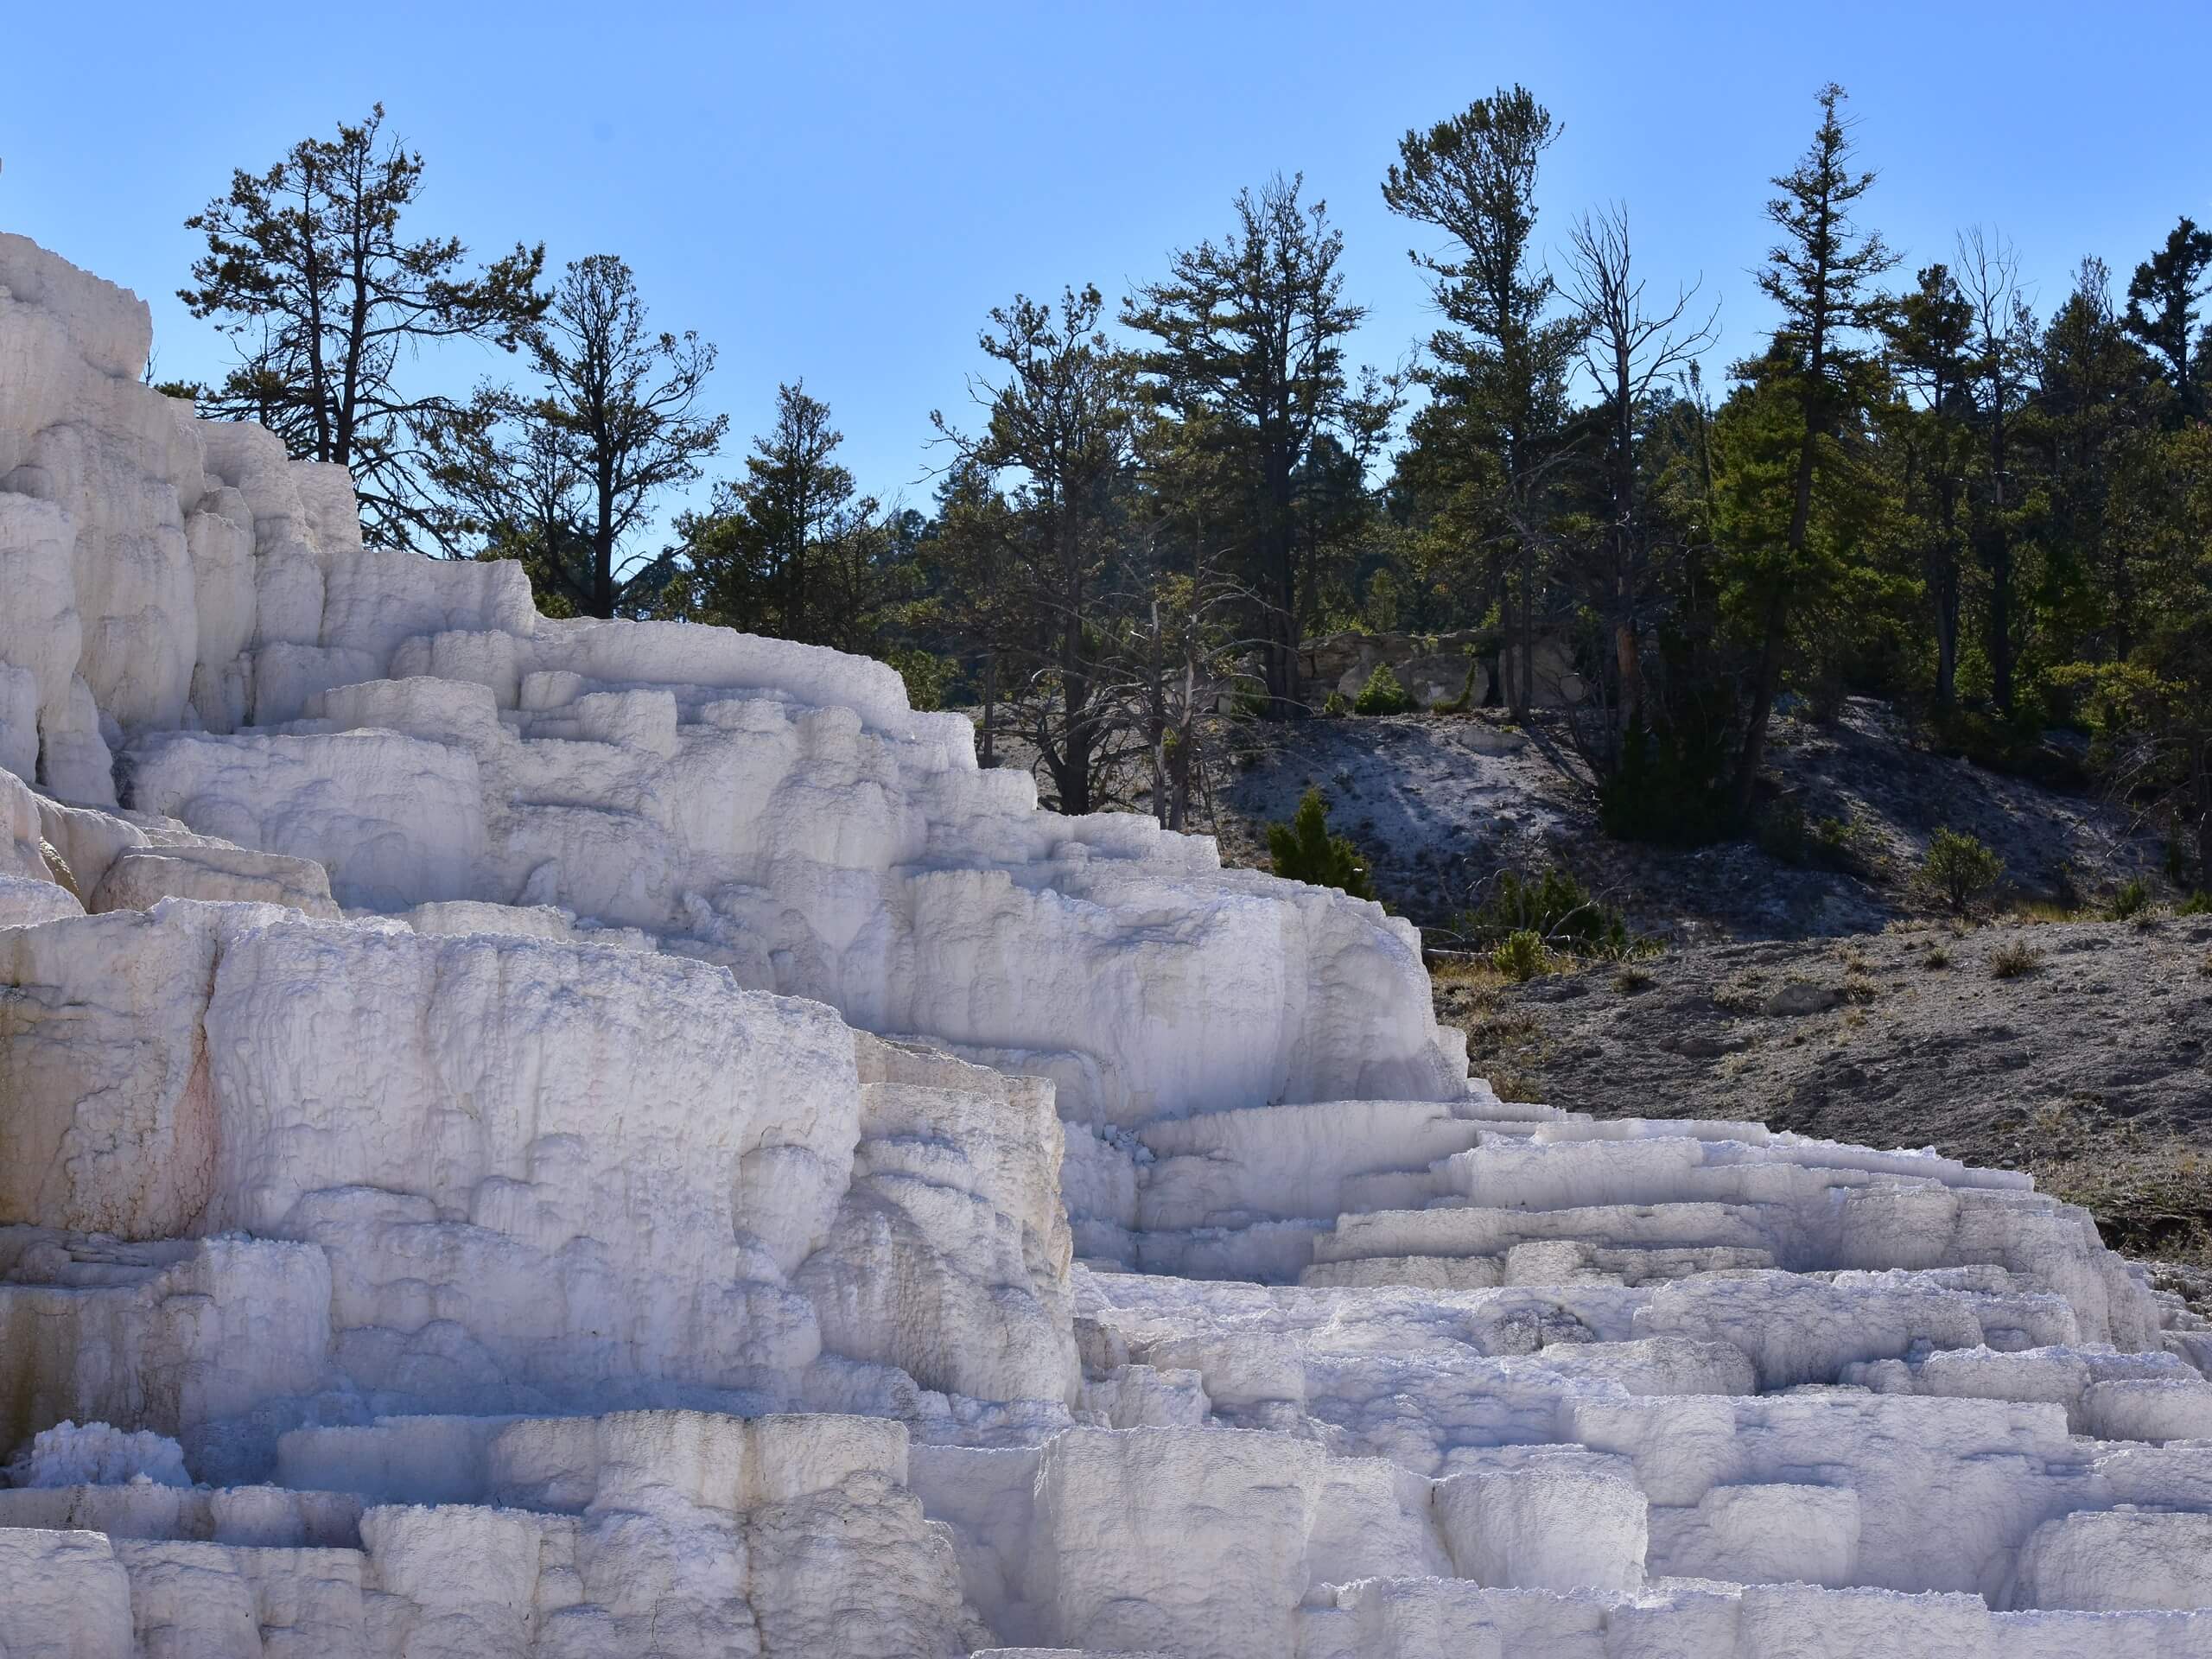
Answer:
[{"xmin": 180, "ymin": 92, "xmax": 2212, "ymax": 886}]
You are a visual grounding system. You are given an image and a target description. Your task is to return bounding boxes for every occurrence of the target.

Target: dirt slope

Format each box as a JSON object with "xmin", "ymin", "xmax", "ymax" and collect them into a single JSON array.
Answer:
[
  {"xmin": 1439, "ymin": 916, "xmax": 2212, "ymax": 1264},
  {"xmin": 1220, "ymin": 698, "xmax": 2161, "ymax": 939}
]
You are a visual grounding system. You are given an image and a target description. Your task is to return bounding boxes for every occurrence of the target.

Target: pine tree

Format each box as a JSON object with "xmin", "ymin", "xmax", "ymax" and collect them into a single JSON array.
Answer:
[
  {"xmin": 932, "ymin": 286, "xmax": 1138, "ymax": 814},
  {"xmin": 681, "ymin": 382, "xmax": 869, "ymax": 642},
  {"xmin": 181, "ymin": 105, "xmax": 546, "ymax": 550},
  {"xmin": 1382, "ymin": 87, "xmax": 1581, "ymax": 719},
  {"xmin": 1126, "ymin": 175, "xmax": 1386, "ymax": 720},
  {"xmin": 1728, "ymin": 83, "xmax": 1896, "ymax": 812},
  {"xmin": 434, "ymin": 256, "xmax": 724, "ymax": 618},
  {"xmin": 1885, "ymin": 264, "xmax": 1975, "ymax": 706},
  {"xmin": 2121, "ymin": 217, "xmax": 2212, "ymax": 421},
  {"xmin": 1266, "ymin": 788, "xmax": 1376, "ymax": 899}
]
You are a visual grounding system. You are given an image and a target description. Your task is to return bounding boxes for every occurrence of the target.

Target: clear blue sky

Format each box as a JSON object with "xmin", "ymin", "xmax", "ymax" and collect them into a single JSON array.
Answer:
[{"xmin": 6, "ymin": 0, "xmax": 2207, "ymax": 524}]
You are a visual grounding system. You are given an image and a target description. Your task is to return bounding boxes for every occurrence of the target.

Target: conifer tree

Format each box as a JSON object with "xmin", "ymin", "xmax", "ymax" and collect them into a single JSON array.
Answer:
[
  {"xmin": 1885, "ymin": 264, "xmax": 1975, "ymax": 707},
  {"xmin": 680, "ymin": 381, "xmax": 872, "ymax": 643},
  {"xmin": 1382, "ymin": 87, "xmax": 1580, "ymax": 718},
  {"xmin": 1728, "ymin": 83, "xmax": 1896, "ymax": 812},
  {"xmin": 435, "ymin": 256, "xmax": 724, "ymax": 617},
  {"xmin": 181, "ymin": 105, "xmax": 546, "ymax": 550},
  {"xmin": 1126, "ymin": 175, "xmax": 1384, "ymax": 720},
  {"xmin": 2122, "ymin": 217, "xmax": 2212, "ymax": 421}
]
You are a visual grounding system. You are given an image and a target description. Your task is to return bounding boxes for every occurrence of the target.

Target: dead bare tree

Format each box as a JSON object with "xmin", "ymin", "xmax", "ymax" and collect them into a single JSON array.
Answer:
[
  {"xmin": 1955, "ymin": 226, "xmax": 2037, "ymax": 713},
  {"xmin": 1102, "ymin": 530, "xmax": 1256, "ymax": 831},
  {"xmin": 1561, "ymin": 202, "xmax": 1719, "ymax": 737}
]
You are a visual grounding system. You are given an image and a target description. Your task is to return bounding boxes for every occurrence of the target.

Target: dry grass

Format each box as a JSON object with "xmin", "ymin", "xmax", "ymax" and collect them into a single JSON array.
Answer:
[
  {"xmin": 1427, "ymin": 953, "xmax": 1508, "ymax": 990},
  {"xmin": 1989, "ymin": 940, "xmax": 2043, "ymax": 979},
  {"xmin": 1716, "ymin": 1047, "xmax": 1764, "ymax": 1080},
  {"xmin": 1430, "ymin": 963, "xmax": 1557, "ymax": 1105},
  {"xmin": 2018, "ymin": 1103, "xmax": 2212, "ymax": 1269},
  {"xmin": 2010, "ymin": 899, "xmax": 2094, "ymax": 925},
  {"xmin": 1710, "ymin": 980, "xmax": 1765, "ymax": 1015},
  {"xmin": 1457, "ymin": 1003, "xmax": 1554, "ymax": 1104}
]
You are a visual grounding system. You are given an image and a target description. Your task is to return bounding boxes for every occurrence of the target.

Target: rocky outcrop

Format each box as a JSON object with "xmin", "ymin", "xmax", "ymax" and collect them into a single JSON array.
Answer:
[{"xmin": 1294, "ymin": 629, "xmax": 1585, "ymax": 710}]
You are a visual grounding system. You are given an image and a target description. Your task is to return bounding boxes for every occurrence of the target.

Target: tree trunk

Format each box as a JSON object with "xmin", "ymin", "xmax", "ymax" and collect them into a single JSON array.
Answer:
[
  {"xmin": 1168, "ymin": 646, "xmax": 1197, "ymax": 833},
  {"xmin": 1058, "ymin": 746, "xmax": 1091, "ymax": 816},
  {"xmin": 1735, "ymin": 591, "xmax": 1791, "ymax": 814},
  {"xmin": 1611, "ymin": 354, "xmax": 1637, "ymax": 734},
  {"xmin": 1935, "ymin": 566, "xmax": 1960, "ymax": 710},
  {"xmin": 1264, "ymin": 448, "xmax": 1303, "ymax": 718},
  {"xmin": 300, "ymin": 164, "xmax": 335, "ymax": 463},
  {"xmin": 1516, "ymin": 539, "xmax": 1535, "ymax": 721},
  {"xmin": 1989, "ymin": 536, "xmax": 2013, "ymax": 713},
  {"xmin": 1988, "ymin": 405, "xmax": 2013, "ymax": 714},
  {"xmin": 592, "ymin": 466, "xmax": 615, "ymax": 619},
  {"xmin": 1147, "ymin": 601, "xmax": 1169, "ymax": 830},
  {"xmin": 2191, "ymin": 745, "xmax": 2212, "ymax": 886},
  {"xmin": 1614, "ymin": 613, "xmax": 1641, "ymax": 734},
  {"xmin": 1934, "ymin": 471, "xmax": 1961, "ymax": 709},
  {"xmin": 1734, "ymin": 416, "xmax": 1821, "ymax": 815},
  {"xmin": 979, "ymin": 652, "xmax": 998, "ymax": 768}
]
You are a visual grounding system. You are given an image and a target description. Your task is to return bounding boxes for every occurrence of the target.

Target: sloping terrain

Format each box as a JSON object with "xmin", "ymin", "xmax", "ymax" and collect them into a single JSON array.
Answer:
[
  {"xmin": 1221, "ymin": 699, "xmax": 2163, "ymax": 940},
  {"xmin": 1441, "ymin": 917, "xmax": 2212, "ymax": 1268}
]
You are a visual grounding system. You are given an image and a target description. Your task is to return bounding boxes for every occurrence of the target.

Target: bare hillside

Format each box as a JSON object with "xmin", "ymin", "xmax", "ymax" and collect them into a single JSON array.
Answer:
[
  {"xmin": 1437, "ymin": 917, "xmax": 2212, "ymax": 1268},
  {"xmin": 1219, "ymin": 698, "xmax": 2162, "ymax": 941}
]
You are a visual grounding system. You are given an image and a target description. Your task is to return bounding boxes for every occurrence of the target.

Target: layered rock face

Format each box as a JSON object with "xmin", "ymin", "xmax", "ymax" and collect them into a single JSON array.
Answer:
[{"xmin": 4, "ymin": 235, "xmax": 2212, "ymax": 1656}]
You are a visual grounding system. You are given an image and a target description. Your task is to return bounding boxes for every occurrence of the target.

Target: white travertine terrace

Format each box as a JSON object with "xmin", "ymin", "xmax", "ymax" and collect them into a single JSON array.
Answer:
[{"xmin": 4, "ymin": 233, "xmax": 2212, "ymax": 1656}]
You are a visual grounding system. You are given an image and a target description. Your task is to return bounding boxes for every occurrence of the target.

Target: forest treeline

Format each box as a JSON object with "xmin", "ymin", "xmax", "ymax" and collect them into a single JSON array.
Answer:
[{"xmin": 168, "ymin": 91, "xmax": 2212, "ymax": 881}]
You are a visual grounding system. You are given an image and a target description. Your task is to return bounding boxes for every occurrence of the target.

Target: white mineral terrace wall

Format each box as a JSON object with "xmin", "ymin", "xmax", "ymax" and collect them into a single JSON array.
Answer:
[
  {"xmin": 7, "ymin": 234, "xmax": 2212, "ymax": 1656},
  {"xmin": 0, "ymin": 225, "xmax": 1464, "ymax": 1128}
]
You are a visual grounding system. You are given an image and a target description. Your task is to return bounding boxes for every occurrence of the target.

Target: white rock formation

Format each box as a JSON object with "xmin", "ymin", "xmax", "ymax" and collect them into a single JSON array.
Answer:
[
  {"xmin": 5, "ymin": 234, "xmax": 2212, "ymax": 1654},
  {"xmin": 3, "ymin": 1422, "xmax": 191, "ymax": 1490}
]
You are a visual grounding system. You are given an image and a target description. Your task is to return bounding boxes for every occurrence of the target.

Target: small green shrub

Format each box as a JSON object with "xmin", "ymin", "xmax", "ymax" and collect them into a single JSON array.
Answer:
[
  {"xmin": 1919, "ymin": 827, "xmax": 2004, "ymax": 915},
  {"xmin": 1989, "ymin": 940, "xmax": 2043, "ymax": 979},
  {"xmin": 1461, "ymin": 867, "xmax": 1649, "ymax": 961},
  {"xmin": 1757, "ymin": 801, "xmax": 1869, "ymax": 874},
  {"xmin": 1755, "ymin": 799, "xmax": 1810, "ymax": 865},
  {"xmin": 1267, "ymin": 788, "xmax": 1376, "ymax": 900},
  {"xmin": 1491, "ymin": 929, "xmax": 1553, "ymax": 982},
  {"xmin": 1354, "ymin": 663, "xmax": 1416, "ymax": 715},
  {"xmin": 2108, "ymin": 877, "xmax": 2154, "ymax": 921},
  {"xmin": 2180, "ymin": 890, "xmax": 2212, "ymax": 917},
  {"xmin": 1320, "ymin": 690, "xmax": 1352, "ymax": 718},
  {"xmin": 1430, "ymin": 658, "xmax": 1482, "ymax": 715},
  {"xmin": 1815, "ymin": 816, "xmax": 1866, "ymax": 869}
]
